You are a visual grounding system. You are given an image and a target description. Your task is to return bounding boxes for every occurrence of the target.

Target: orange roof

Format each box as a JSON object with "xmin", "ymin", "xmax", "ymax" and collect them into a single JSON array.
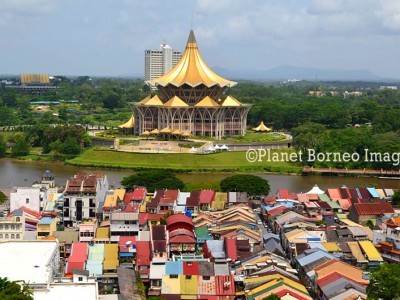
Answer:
[
  {"xmin": 147, "ymin": 31, "xmax": 236, "ymax": 88},
  {"xmin": 118, "ymin": 116, "xmax": 134, "ymax": 129},
  {"xmin": 314, "ymin": 260, "xmax": 368, "ymax": 285}
]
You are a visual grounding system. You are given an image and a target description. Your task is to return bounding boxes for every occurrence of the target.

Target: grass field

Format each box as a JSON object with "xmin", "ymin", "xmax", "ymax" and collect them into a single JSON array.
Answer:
[{"xmin": 67, "ymin": 148, "xmax": 302, "ymax": 173}]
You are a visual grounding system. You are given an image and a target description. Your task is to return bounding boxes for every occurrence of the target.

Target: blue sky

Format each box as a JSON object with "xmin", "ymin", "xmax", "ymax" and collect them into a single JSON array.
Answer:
[{"xmin": 1, "ymin": 0, "xmax": 400, "ymax": 78}]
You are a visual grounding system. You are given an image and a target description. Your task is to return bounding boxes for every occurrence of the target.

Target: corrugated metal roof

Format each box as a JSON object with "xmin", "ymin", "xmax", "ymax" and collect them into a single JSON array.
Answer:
[
  {"xmin": 38, "ymin": 217, "xmax": 55, "ymax": 225},
  {"xmin": 166, "ymin": 261, "xmax": 183, "ymax": 275},
  {"xmin": 358, "ymin": 240, "xmax": 383, "ymax": 262}
]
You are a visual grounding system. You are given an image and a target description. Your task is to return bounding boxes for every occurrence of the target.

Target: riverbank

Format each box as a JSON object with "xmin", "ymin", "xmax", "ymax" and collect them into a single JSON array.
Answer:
[{"xmin": 65, "ymin": 148, "xmax": 302, "ymax": 173}]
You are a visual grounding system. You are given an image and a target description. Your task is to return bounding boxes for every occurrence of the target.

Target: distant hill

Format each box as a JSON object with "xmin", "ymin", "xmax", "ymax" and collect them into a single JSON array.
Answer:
[{"xmin": 212, "ymin": 65, "xmax": 398, "ymax": 82}]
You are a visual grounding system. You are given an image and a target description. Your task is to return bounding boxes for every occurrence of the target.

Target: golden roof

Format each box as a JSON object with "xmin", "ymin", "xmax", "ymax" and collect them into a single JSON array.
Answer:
[
  {"xmin": 142, "ymin": 95, "xmax": 163, "ymax": 106},
  {"xmin": 139, "ymin": 95, "xmax": 151, "ymax": 104},
  {"xmin": 252, "ymin": 121, "xmax": 272, "ymax": 132},
  {"xmin": 195, "ymin": 96, "xmax": 219, "ymax": 107},
  {"xmin": 160, "ymin": 126, "xmax": 172, "ymax": 133},
  {"xmin": 118, "ymin": 116, "xmax": 134, "ymax": 129},
  {"xmin": 219, "ymin": 95, "xmax": 242, "ymax": 107},
  {"xmin": 171, "ymin": 129, "xmax": 183, "ymax": 135},
  {"xmin": 163, "ymin": 96, "xmax": 189, "ymax": 107},
  {"xmin": 150, "ymin": 128, "xmax": 160, "ymax": 134},
  {"xmin": 141, "ymin": 130, "xmax": 150, "ymax": 135},
  {"xmin": 147, "ymin": 31, "xmax": 237, "ymax": 88}
]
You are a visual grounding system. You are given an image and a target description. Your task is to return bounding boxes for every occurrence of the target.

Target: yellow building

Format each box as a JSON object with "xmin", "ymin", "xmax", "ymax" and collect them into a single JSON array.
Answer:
[{"xmin": 37, "ymin": 217, "xmax": 57, "ymax": 240}]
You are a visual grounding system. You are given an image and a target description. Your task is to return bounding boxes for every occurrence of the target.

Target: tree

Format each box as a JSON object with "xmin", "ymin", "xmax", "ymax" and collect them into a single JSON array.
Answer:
[
  {"xmin": 10, "ymin": 133, "xmax": 30, "ymax": 157},
  {"xmin": 220, "ymin": 175, "xmax": 270, "ymax": 196},
  {"xmin": 391, "ymin": 190, "xmax": 400, "ymax": 206},
  {"xmin": 262, "ymin": 294, "xmax": 281, "ymax": 300},
  {"xmin": 121, "ymin": 170, "xmax": 185, "ymax": 192},
  {"xmin": 0, "ymin": 134, "xmax": 6, "ymax": 158},
  {"xmin": 366, "ymin": 219, "xmax": 375, "ymax": 227},
  {"xmin": 367, "ymin": 262, "xmax": 400, "ymax": 300},
  {"xmin": 0, "ymin": 277, "xmax": 33, "ymax": 300}
]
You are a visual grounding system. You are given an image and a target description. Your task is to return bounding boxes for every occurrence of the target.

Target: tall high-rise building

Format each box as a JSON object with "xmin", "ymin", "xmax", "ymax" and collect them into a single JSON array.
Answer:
[{"xmin": 144, "ymin": 43, "xmax": 182, "ymax": 81}]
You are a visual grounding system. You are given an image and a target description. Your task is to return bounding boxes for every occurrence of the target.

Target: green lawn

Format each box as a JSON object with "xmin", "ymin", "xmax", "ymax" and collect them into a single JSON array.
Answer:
[
  {"xmin": 194, "ymin": 131, "xmax": 289, "ymax": 143},
  {"xmin": 67, "ymin": 148, "xmax": 302, "ymax": 173}
]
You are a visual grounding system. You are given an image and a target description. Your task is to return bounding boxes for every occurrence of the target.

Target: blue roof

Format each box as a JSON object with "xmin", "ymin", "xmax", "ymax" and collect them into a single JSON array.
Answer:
[
  {"xmin": 307, "ymin": 237, "xmax": 321, "ymax": 242},
  {"xmin": 165, "ymin": 261, "xmax": 183, "ymax": 275},
  {"xmin": 297, "ymin": 249, "xmax": 334, "ymax": 267},
  {"xmin": 38, "ymin": 217, "xmax": 55, "ymax": 225},
  {"xmin": 367, "ymin": 187, "xmax": 379, "ymax": 198}
]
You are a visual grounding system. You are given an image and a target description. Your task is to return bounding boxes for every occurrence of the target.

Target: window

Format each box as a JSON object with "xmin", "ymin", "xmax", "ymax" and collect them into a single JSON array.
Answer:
[
  {"xmin": 203, "ymin": 276, "xmax": 210, "ymax": 280},
  {"xmin": 5, "ymin": 225, "xmax": 9, "ymax": 230},
  {"xmin": 0, "ymin": 225, "xmax": 3, "ymax": 230},
  {"xmin": 186, "ymin": 275, "xmax": 192, "ymax": 279},
  {"xmin": 26, "ymin": 198, "xmax": 29, "ymax": 204},
  {"xmin": 15, "ymin": 225, "xmax": 20, "ymax": 230},
  {"xmin": 11, "ymin": 234, "xmax": 15, "ymax": 239},
  {"xmin": 5, "ymin": 234, "xmax": 9, "ymax": 239},
  {"xmin": 16, "ymin": 217, "xmax": 20, "ymax": 222},
  {"xmin": 0, "ymin": 234, "xmax": 2, "ymax": 238},
  {"xmin": 16, "ymin": 234, "xmax": 20, "ymax": 239},
  {"xmin": 11, "ymin": 225, "xmax": 15, "ymax": 230},
  {"xmin": 170, "ymin": 274, "xmax": 178, "ymax": 278},
  {"xmin": 78, "ymin": 277, "xmax": 83, "ymax": 282}
]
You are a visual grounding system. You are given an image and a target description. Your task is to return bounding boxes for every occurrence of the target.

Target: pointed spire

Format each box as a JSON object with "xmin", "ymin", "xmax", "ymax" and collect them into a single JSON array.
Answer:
[{"xmin": 187, "ymin": 30, "xmax": 196, "ymax": 44}]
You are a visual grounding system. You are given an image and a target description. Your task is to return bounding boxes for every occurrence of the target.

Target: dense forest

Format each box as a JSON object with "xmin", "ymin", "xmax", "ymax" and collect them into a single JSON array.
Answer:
[{"xmin": 0, "ymin": 76, "xmax": 400, "ymax": 169}]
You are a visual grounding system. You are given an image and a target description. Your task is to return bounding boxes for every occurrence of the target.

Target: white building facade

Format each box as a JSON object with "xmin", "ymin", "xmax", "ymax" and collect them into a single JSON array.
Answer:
[{"xmin": 144, "ymin": 43, "xmax": 182, "ymax": 81}]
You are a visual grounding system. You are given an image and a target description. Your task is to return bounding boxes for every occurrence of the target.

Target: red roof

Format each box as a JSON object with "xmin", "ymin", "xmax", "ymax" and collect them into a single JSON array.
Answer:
[
  {"xmin": 166, "ymin": 214, "xmax": 193, "ymax": 228},
  {"xmin": 169, "ymin": 235, "xmax": 196, "ymax": 244},
  {"xmin": 66, "ymin": 261, "xmax": 85, "ymax": 275},
  {"xmin": 353, "ymin": 203, "xmax": 394, "ymax": 215},
  {"xmin": 124, "ymin": 203, "xmax": 139, "ymax": 212},
  {"xmin": 268, "ymin": 206, "xmax": 289, "ymax": 216},
  {"xmin": 225, "ymin": 238, "xmax": 238, "ymax": 261},
  {"xmin": 316, "ymin": 271, "xmax": 367, "ymax": 287},
  {"xmin": 119, "ymin": 236, "xmax": 136, "ymax": 253},
  {"xmin": 264, "ymin": 196, "xmax": 277, "ymax": 205},
  {"xmin": 136, "ymin": 241, "xmax": 151, "ymax": 266},
  {"xmin": 9, "ymin": 206, "xmax": 42, "ymax": 219},
  {"xmin": 131, "ymin": 187, "xmax": 147, "ymax": 201},
  {"xmin": 199, "ymin": 190, "xmax": 215, "ymax": 204},
  {"xmin": 139, "ymin": 213, "xmax": 149, "ymax": 225},
  {"xmin": 327, "ymin": 189, "xmax": 341, "ymax": 200},
  {"xmin": 215, "ymin": 276, "xmax": 235, "ymax": 296},
  {"xmin": 69, "ymin": 242, "xmax": 88, "ymax": 262},
  {"xmin": 169, "ymin": 228, "xmax": 194, "ymax": 238},
  {"xmin": 183, "ymin": 261, "xmax": 199, "ymax": 275},
  {"xmin": 164, "ymin": 189, "xmax": 179, "ymax": 201},
  {"xmin": 338, "ymin": 199, "xmax": 351, "ymax": 210}
]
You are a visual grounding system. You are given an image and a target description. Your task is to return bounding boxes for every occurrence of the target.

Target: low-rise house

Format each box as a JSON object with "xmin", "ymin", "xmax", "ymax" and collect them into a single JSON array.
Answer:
[
  {"xmin": 135, "ymin": 240, "xmax": 151, "ymax": 282},
  {"xmin": 78, "ymin": 220, "xmax": 97, "ymax": 242},
  {"xmin": 199, "ymin": 190, "xmax": 215, "ymax": 211},
  {"xmin": 86, "ymin": 244, "xmax": 104, "ymax": 276},
  {"xmin": 37, "ymin": 217, "xmax": 57, "ymax": 240},
  {"xmin": 103, "ymin": 244, "xmax": 119, "ymax": 274},
  {"xmin": 66, "ymin": 242, "xmax": 88, "ymax": 276},
  {"xmin": 110, "ymin": 212, "xmax": 139, "ymax": 242},
  {"xmin": 348, "ymin": 202, "xmax": 395, "ymax": 225},
  {"xmin": 227, "ymin": 191, "xmax": 247, "ymax": 207},
  {"xmin": 194, "ymin": 225, "xmax": 212, "ymax": 250},
  {"xmin": 0, "ymin": 209, "xmax": 25, "ymax": 241},
  {"xmin": 53, "ymin": 230, "xmax": 79, "ymax": 258},
  {"xmin": 10, "ymin": 186, "xmax": 46, "ymax": 213},
  {"xmin": 119, "ymin": 236, "xmax": 136, "ymax": 259}
]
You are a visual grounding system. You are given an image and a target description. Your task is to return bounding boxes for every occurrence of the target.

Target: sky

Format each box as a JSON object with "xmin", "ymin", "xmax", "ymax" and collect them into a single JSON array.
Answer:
[{"xmin": 1, "ymin": 0, "xmax": 400, "ymax": 78}]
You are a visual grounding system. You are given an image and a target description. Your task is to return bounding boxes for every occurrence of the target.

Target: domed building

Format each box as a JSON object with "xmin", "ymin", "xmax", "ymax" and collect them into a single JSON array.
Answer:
[{"xmin": 131, "ymin": 30, "xmax": 252, "ymax": 139}]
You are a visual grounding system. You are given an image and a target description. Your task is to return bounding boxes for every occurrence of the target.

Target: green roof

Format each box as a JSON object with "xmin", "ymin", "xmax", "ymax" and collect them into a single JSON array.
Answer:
[
  {"xmin": 318, "ymin": 194, "xmax": 331, "ymax": 202},
  {"xmin": 194, "ymin": 225, "xmax": 211, "ymax": 239},
  {"xmin": 336, "ymin": 213, "xmax": 348, "ymax": 219},
  {"xmin": 327, "ymin": 201, "xmax": 341, "ymax": 209}
]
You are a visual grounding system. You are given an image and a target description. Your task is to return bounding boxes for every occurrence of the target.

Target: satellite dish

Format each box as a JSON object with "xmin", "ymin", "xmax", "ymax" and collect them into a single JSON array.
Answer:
[{"xmin": 126, "ymin": 241, "xmax": 132, "ymax": 245}]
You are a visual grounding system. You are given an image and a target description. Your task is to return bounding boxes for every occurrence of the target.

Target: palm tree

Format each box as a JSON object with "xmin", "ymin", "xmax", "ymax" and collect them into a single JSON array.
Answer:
[{"xmin": 0, "ymin": 277, "xmax": 33, "ymax": 300}]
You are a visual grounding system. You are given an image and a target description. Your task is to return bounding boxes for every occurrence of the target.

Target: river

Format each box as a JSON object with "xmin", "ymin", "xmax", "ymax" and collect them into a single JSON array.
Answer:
[{"xmin": 1, "ymin": 159, "xmax": 400, "ymax": 193}]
